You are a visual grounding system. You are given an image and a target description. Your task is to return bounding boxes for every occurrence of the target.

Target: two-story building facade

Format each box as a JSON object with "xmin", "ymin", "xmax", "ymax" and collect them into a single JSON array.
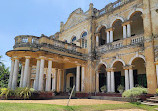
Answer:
[{"xmin": 6, "ymin": 0, "xmax": 158, "ymax": 94}]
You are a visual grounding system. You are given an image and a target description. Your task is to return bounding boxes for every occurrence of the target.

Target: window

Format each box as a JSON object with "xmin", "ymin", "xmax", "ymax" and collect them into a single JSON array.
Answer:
[
  {"xmin": 81, "ymin": 32, "xmax": 88, "ymax": 48},
  {"xmin": 71, "ymin": 36, "xmax": 76, "ymax": 42},
  {"xmin": 82, "ymin": 32, "xmax": 87, "ymax": 38},
  {"xmin": 21, "ymin": 38, "xmax": 28, "ymax": 43}
]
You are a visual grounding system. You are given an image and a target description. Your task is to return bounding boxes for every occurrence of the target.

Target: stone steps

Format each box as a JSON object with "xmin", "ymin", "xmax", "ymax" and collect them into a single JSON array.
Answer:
[{"xmin": 141, "ymin": 96, "xmax": 158, "ymax": 106}]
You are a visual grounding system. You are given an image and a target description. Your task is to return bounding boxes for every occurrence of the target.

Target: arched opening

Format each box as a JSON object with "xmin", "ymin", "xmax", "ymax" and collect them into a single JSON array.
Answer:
[
  {"xmin": 98, "ymin": 64, "xmax": 107, "ymax": 92},
  {"xmin": 98, "ymin": 26, "xmax": 107, "ymax": 46},
  {"xmin": 130, "ymin": 11, "xmax": 144, "ymax": 36},
  {"xmin": 131, "ymin": 57, "xmax": 147, "ymax": 88},
  {"xmin": 113, "ymin": 61, "xmax": 125, "ymax": 93},
  {"xmin": 113, "ymin": 19, "xmax": 123, "ymax": 42},
  {"xmin": 66, "ymin": 73, "xmax": 76, "ymax": 92},
  {"xmin": 71, "ymin": 36, "xmax": 77, "ymax": 43}
]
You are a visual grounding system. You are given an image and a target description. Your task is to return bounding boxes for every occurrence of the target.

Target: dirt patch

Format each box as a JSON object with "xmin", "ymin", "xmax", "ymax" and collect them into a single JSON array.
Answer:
[{"xmin": 0, "ymin": 99, "xmax": 128, "ymax": 106}]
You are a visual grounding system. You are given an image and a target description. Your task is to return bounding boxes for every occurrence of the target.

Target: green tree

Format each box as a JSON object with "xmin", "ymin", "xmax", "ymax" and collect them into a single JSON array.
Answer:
[{"xmin": 0, "ymin": 56, "xmax": 10, "ymax": 88}]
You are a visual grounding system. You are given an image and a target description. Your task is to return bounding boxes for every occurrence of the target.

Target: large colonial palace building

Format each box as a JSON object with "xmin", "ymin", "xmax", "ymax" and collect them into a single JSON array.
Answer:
[{"xmin": 6, "ymin": 0, "xmax": 158, "ymax": 94}]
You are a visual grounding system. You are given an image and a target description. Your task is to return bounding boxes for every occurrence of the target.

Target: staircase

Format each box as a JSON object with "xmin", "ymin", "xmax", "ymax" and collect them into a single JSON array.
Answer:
[{"xmin": 141, "ymin": 96, "xmax": 158, "ymax": 106}]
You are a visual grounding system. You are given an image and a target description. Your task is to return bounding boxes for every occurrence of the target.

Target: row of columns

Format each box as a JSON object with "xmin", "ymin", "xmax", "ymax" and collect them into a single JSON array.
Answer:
[
  {"xmin": 96, "ymin": 66, "xmax": 134, "ymax": 93},
  {"xmin": 8, "ymin": 56, "xmax": 85, "ymax": 92},
  {"xmin": 96, "ymin": 22, "xmax": 131, "ymax": 47}
]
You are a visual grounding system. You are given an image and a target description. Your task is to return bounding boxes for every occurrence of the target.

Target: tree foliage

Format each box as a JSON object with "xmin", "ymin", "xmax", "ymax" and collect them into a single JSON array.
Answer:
[{"xmin": 0, "ymin": 56, "xmax": 10, "ymax": 88}]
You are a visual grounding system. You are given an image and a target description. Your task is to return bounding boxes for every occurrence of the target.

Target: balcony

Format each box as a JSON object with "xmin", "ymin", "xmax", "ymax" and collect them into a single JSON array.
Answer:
[
  {"xmin": 13, "ymin": 35, "xmax": 87, "ymax": 59},
  {"xmin": 96, "ymin": 34, "xmax": 144, "ymax": 54}
]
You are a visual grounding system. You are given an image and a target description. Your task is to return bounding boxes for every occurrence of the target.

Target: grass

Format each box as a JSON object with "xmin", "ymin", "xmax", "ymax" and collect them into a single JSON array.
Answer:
[{"xmin": 0, "ymin": 102, "xmax": 157, "ymax": 111}]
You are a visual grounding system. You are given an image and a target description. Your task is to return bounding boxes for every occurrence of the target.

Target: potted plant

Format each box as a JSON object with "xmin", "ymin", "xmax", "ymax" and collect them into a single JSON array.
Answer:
[
  {"xmin": 117, "ymin": 85, "xmax": 124, "ymax": 93},
  {"xmin": 100, "ymin": 85, "xmax": 106, "ymax": 93}
]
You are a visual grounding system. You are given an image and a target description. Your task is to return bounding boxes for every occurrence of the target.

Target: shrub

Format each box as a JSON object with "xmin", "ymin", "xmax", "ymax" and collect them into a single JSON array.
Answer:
[
  {"xmin": 122, "ymin": 86, "xmax": 147, "ymax": 98},
  {"xmin": 100, "ymin": 85, "xmax": 106, "ymax": 92},
  {"xmin": 117, "ymin": 85, "xmax": 124, "ymax": 92},
  {"xmin": 0, "ymin": 88, "xmax": 10, "ymax": 99},
  {"xmin": 156, "ymin": 88, "xmax": 158, "ymax": 94}
]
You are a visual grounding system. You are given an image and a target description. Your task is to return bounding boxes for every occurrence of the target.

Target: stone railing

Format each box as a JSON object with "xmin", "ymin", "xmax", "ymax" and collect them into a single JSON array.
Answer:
[
  {"xmin": 13, "ymin": 35, "xmax": 87, "ymax": 57},
  {"xmin": 96, "ymin": 34, "xmax": 144, "ymax": 54},
  {"xmin": 99, "ymin": 0, "xmax": 134, "ymax": 16}
]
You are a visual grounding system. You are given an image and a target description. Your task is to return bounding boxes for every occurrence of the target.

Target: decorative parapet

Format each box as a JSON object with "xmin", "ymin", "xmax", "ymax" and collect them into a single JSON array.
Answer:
[
  {"xmin": 98, "ymin": 0, "xmax": 135, "ymax": 16},
  {"xmin": 96, "ymin": 34, "xmax": 144, "ymax": 55},
  {"xmin": 13, "ymin": 35, "xmax": 87, "ymax": 59}
]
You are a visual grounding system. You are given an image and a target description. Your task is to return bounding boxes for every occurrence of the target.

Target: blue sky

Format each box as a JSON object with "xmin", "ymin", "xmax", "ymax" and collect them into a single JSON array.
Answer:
[{"xmin": 0, "ymin": 0, "xmax": 115, "ymax": 68}]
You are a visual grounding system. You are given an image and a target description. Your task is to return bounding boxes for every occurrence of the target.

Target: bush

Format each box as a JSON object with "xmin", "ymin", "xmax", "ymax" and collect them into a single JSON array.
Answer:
[
  {"xmin": 100, "ymin": 85, "xmax": 106, "ymax": 92},
  {"xmin": 0, "ymin": 88, "xmax": 10, "ymax": 99},
  {"xmin": 122, "ymin": 86, "xmax": 147, "ymax": 98},
  {"xmin": 156, "ymin": 88, "xmax": 158, "ymax": 94},
  {"xmin": 0, "ymin": 87, "xmax": 35, "ymax": 100}
]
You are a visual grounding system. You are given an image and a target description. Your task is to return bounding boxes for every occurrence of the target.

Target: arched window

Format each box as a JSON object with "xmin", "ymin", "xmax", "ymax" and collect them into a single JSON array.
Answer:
[
  {"xmin": 82, "ymin": 32, "xmax": 87, "ymax": 38},
  {"xmin": 81, "ymin": 32, "xmax": 88, "ymax": 48},
  {"xmin": 71, "ymin": 36, "xmax": 76, "ymax": 42}
]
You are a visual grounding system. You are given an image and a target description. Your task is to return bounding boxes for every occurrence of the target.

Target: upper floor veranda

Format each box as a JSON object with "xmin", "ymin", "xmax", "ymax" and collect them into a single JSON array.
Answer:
[{"xmin": 6, "ymin": 0, "xmax": 158, "ymax": 61}]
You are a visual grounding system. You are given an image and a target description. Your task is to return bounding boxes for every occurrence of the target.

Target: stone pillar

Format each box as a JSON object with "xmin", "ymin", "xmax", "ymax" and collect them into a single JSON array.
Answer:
[
  {"xmin": 107, "ymin": 31, "xmax": 110, "ymax": 43},
  {"xmin": 27, "ymin": 66, "xmax": 32, "ymax": 88},
  {"xmin": 129, "ymin": 68, "xmax": 134, "ymax": 89},
  {"xmin": 34, "ymin": 58, "xmax": 40, "ymax": 90},
  {"xmin": 127, "ymin": 24, "xmax": 131, "ymax": 37},
  {"xmin": 111, "ymin": 70, "xmax": 115, "ymax": 92},
  {"xmin": 110, "ymin": 30, "xmax": 113, "ymax": 43},
  {"xmin": 81, "ymin": 65, "xmax": 85, "ymax": 92},
  {"xmin": 107, "ymin": 71, "xmax": 111, "ymax": 92},
  {"xmin": 12, "ymin": 57, "xmax": 19, "ymax": 90},
  {"xmin": 53, "ymin": 69, "xmax": 57, "ymax": 91},
  {"xmin": 76, "ymin": 64, "xmax": 80, "ymax": 92},
  {"xmin": 38, "ymin": 56, "xmax": 45, "ymax": 91},
  {"xmin": 123, "ymin": 25, "xmax": 127, "ymax": 39},
  {"xmin": 19, "ymin": 63, "xmax": 25, "ymax": 87},
  {"xmin": 124, "ymin": 69, "xmax": 130, "ymax": 90},
  {"xmin": 8, "ymin": 58, "xmax": 15, "ymax": 88},
  {"xmin": 96, "ymin": 36, "xmax": 99, "ymax": 47},
  {"xmin": 96, "ymin": 71, "xmax": 99, "ymax": 93},
  {"xmin": 23, "ymin": 56, "xmax": 31, "ymax": 87},
  {"xmin": 58, "ymin": 69, "xmax": 62, "ymax": 92},
  {"xmin": 46, "ymin": 58, "xmax": 53, "ymax": 91}
]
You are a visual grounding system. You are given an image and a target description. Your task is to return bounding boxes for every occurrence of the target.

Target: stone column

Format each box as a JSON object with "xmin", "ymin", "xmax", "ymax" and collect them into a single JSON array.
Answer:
[
  {"xmin": 53, "ymin": 69, "xmax": 57, "ymax": 91},
  {"xmin": 19, "ymin": 63, "xmax": 25, "ymax": 87},
  {"xmin": 12, "ymin": 57, "xmax": 19, "ymax": 90},
  {"xmin": 58, "ymin": 69, "xmax": 62, "ymax": 92},
  {"xmin": 124, "ymin": 68, "xmax": 130, "ymax": 90},
  {"xmin": 81, "ymin": 65, "xmax": 85, "ymax": 92},
  {"xmin": 46, "ymin": 58, "xmax": 53, "ymax": 91},
  {"xmin": 23, "ymin": 56, "xmax": 31, "ymax": 87},
  {"xmin": 76, "ymin": 64, "xmax": 80, "ymax": 92},
  {"xmin": 8, "ymin": 58, "xmax": 15, "ymax": 88},
  {"xmin": 34, "ymin": 58, "xmax": 40, "ymax": 90},
  {"xmin": 156, "ymin": 63, "xmax": 158, "ymax": 86},
  {"xmin": 107, "ymin": 71, "xmax": 111, "ymax": 92},
  {"xmin": 123, "ymin": 25, "xmax": 127, "ymax": 39},
  {"xmin": 127, "ymin": 24, "xmax": 131, "ymax": 37},
  {"xmin": 129, "ymin": 68, "xmax": 134, "ymax": 89},
  {"xmin": 96, "ymin": 36, "xmax": 99, "ymax": 47},
  {"xmin": 96, "ymin": 71, "xmax": 99, "ymax": 93},
  {"xmin": 110, "ymin": 30, "xmax": 113, "ymax": 43},
  {"xmin": 106, "ymin": 31, "xmax": 110, "ymax": 43},
  {"xmin": 27, "ymin": 66, "xmax": 32, "ymax": 88},
  {"xmin": 111, "ymin": 70, "xmax": 115, "ymax": 92},
  {"xmin": 38, "ymin": 56, "xmax": 45, "ymax": 91}
]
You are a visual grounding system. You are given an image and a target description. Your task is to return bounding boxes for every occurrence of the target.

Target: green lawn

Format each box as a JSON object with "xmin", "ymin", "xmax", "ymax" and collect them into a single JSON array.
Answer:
[{"xmin": 0, "ymin": 102, "xmax": 157, "ymax": 111}]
